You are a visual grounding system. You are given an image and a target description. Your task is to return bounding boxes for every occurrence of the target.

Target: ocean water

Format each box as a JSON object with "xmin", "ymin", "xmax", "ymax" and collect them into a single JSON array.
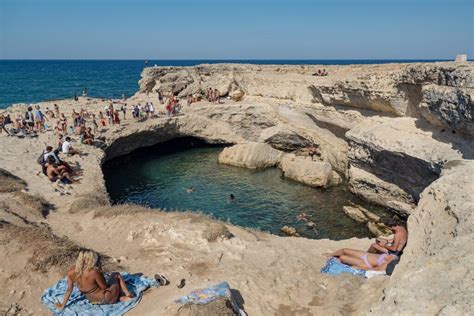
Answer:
[
  {"xmin": 0, "ymin": 59, "xmax": 449, "ymax": 109},
  {"xmin": 103, "ymin": 139, "xmax": 389, "ymax": 240}
]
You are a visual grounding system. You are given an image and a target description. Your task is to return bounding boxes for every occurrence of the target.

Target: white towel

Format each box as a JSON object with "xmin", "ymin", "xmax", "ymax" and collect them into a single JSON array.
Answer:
[{"xmin": 365, "ymin": 270, "xmax": 387, "ymax": 278}]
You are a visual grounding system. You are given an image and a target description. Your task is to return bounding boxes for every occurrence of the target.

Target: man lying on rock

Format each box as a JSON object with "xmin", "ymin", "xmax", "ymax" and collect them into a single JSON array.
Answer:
[{"xmin": 367, "ymin": 219, "xmax": 407, "ymax": 257}]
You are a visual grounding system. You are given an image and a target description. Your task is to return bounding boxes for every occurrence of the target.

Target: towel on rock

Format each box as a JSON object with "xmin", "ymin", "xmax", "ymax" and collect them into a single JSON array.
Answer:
[
  {"xmin": 41, "ymin": 272, "xmax": 159, "ymax": 316},
  {"xmin": 320, "ymin": 257, "xmax": 366, "ymax": 276}
]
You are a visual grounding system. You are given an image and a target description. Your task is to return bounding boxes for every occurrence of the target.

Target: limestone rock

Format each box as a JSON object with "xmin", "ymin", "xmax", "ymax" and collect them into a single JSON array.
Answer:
[
  {"xmin": 138, "ymin": 62, "xmax": 474, "ymax": 132},
  {"xmin": 419, "ymin": 85, "xmax": 473, "ymax": 136},
  {"xmin": 258, "ymin": 125, "xmax": 312, "ymax": 151},
  {"xmin": 346, "ymin": 117, "xmax": 470, "ymax": 212},
  {"xmin": 368, "ymin": 159, "xmax": 474, "ymax": 314},
  {"xmin": 281, "ymin": 225, "xmax": 299, "ymax": 237},
  {"xmin": 218, "ymin": 142, "xmax": 283, "ymax": 169},
  {"xmin": 342, "ymin": 206, "xmax": 367, "ymax": 223},
  {"xmin": 343, "ymin": 205, "xmax": 381, "ymax": 223},
  {"xmin": 280, "ymin": 154, "xmax": 333, "ymax": 187},
  {"xmin": 366, "ymin": 222, "xmax": 391, "ymax": 237},
  {"xmin": 347, "ymin": 166, "xmax": 416, "ymax": 215},
  {"xmin": 329, "ymin": 171, "xmax": 343, "ymax": 186},
  {"xmin": 357, "ymin": 205, "xmax": 380, "ymax": 223}
]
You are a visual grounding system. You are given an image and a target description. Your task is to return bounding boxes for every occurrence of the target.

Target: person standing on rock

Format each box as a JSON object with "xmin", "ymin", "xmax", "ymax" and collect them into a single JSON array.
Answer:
[
  {"xmin": 121, "ymin": 104, "xmax": 127, "ymax": 120},
  {"xmin": 367, "ymin": 219, "xmax": 407, "ymax": 257},
  {"xmin": 158, "ymin": 90, "xmax": 163, "ymax": 104}
]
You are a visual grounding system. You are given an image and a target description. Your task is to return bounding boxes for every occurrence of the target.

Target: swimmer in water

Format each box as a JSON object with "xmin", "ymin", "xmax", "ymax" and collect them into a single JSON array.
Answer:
[
  {"xmin": 228, "ymin": 194, "xmax": 236, "ymax": 203},
  {"xmin": 186, "ymin": 186, "xmax": 195, "ymax": 193},
  {"xmin": 296, "ymin": 213, "xmax": 308, "ymax": 222}
]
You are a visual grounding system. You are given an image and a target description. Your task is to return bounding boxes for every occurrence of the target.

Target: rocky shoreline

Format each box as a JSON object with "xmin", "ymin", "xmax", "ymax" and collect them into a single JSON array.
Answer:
[{"xmin": 0, "ymin": 62, "xmax": 472, "ymax": 315}]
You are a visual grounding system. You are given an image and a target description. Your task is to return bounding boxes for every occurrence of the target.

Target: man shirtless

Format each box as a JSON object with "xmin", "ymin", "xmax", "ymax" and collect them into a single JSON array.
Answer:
[
  {"xmin": 45, "ymin": 156, "xmax": 74, "ymax": 184},
  {"xmin": 368, "ymin": 219, "xmax": 407, "ymax": 257}
]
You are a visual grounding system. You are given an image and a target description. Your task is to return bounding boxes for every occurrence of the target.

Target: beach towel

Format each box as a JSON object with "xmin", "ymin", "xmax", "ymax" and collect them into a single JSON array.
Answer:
[
  {"xmin": 320, "ymin": 257, "xmax": 366, "ymax": 277},
  {"xmin": 176, "ymin": 281, "xmax": 246, "ymax": 315},
  {"xmin": 41, "ymin": 272, "xmax": 159, "ymax": 316}
]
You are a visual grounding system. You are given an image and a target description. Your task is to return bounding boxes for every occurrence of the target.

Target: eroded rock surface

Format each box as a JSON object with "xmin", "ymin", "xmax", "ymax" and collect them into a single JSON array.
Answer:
[
  {"xmin": 368, "ymin": 160, "xmax": 474, "ymax": 315},
  {"xmin": 140, "ymin": 62, "xmax": 474, "ymax": 136},
  {"xmin": 346, "ymin": 116, "xmax": 472, "ymax": 215},
  {"xmin": 279, "ymin": 154, "xmax": 333, "ymax": 187},
  {"xmin": 218, "ymin": 142, "xmax": 283, "ymax": 169},
  {"xmin": 0, "ymin": 62, "xmax": 472, "ymax": 315}
]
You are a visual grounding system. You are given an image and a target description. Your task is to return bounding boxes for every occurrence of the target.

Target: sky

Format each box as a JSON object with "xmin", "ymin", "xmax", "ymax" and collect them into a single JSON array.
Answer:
[{"xmin": 0, "ymin": 0, "xmax": 473, "ymax": 59}]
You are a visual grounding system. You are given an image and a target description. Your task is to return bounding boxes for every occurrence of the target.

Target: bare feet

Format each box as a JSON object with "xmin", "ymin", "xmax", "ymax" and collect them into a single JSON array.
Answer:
[{"xmin": 119, "ymin": 295, "xmax": 133, "ymax": 302}]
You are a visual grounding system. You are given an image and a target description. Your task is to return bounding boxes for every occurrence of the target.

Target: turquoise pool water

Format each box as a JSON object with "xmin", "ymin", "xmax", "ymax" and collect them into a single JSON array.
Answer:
[{"xmin": 103, "ymin": 140, "xmax": 387, "ymax": 240}]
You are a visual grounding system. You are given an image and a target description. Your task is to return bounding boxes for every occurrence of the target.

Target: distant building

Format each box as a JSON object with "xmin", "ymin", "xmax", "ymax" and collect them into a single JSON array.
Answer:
[{"xmin": 455, "ymin": 54, "xmax": 467, "ymax": 62}]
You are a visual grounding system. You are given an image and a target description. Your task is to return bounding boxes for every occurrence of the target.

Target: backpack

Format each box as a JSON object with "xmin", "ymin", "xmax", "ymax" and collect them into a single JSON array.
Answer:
[{"xmin": 37, "ymin": 151, "xmax": 45, "ymax": 165}]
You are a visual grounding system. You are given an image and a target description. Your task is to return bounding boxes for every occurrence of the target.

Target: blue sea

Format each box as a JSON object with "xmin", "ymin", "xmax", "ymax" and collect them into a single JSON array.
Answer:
[{"xmin": 0, "ymin": 59, "xmax": 449, "ymax": 109}]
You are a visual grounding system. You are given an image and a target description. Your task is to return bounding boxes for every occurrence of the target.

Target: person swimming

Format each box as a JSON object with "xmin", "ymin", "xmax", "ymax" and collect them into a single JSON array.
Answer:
[
  {"xmin": 186, "ymin": 186, "xmax": 195, "ymax": 193},
  {"xmin": 296, "ymin": 213, "xmax": 308, "ymax": 221},
  {"xmin": 228, "ymin": 194, "xmax": 236, "ymax": 203}
]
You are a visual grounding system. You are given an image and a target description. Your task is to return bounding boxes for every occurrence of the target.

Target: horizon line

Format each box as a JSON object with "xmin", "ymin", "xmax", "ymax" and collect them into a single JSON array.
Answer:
[{"xmin": 0, "ymin": 58, "xmax": 459, "ymax": 61}]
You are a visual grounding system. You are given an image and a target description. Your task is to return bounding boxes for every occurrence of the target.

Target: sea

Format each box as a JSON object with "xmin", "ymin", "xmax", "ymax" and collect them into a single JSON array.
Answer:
[{"xmin": 0, "ymin": 59, "xmax": 450, "ymax": 109}]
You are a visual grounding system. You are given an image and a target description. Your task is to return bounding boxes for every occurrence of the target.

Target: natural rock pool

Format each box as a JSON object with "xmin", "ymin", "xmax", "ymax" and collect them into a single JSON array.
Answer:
[{"xmin": 103, "ymin": 138, "xmax": 388, "ymax": 240}]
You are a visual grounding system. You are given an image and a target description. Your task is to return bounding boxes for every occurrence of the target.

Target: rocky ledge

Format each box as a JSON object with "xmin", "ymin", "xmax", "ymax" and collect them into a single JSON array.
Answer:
[{"xmin": 0, "ymin": 62, "xmax": 472, "ymax": 314}]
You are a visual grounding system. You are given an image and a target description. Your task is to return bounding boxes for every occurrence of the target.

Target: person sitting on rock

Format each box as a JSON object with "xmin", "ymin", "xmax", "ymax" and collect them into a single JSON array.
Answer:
[
  {"xmin": 62, "ymin": 136, "xmax": 81, "ymax": 156},
  {"xmin": 308, "ymin": 144, "xmax": 321, "ymax": 160},
  {"xmin": 367, "ymin": 219, "xmax": 407, "ymax": 257},
  {"xmin": 82, "ymin": 127, "xmax": 94, "ymax": 145},
  {"xmin": 42, "ymin": 145, "xmax": 73, "ymax": 174},
  {"xmin": 323, "ymin": 248, "xmax": 397, "ymax": 271},
  {"xmin": 0, "ymin": 114, "xmax": 10, "ymax": 135},
  {"xmin": 45, "ymin": 156, "xmax": 75, "ymax": 184},
  {"xmin": 55, "ymin": 251, "xmax": 134, "ymax": 310}
]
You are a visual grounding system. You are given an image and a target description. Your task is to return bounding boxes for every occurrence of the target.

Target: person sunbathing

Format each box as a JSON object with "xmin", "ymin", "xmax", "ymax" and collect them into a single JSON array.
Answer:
[
  {"xmin": 323, "ymin": 248, "xmax": 396, "ymax": 271},
  {"xmin": 45, "ymin": 156, "xmax": 75, "ymax": 184},
  {"xmin": 55, "ymin": 251, "xmax": 134, "ymax": 310},
  {"xmin": 82, "ymin": 127, "xmax": 94, "ymax": 145},
  {"xmin": 42, "ymin": 146, "xmax": 73, "ymax": 174}
]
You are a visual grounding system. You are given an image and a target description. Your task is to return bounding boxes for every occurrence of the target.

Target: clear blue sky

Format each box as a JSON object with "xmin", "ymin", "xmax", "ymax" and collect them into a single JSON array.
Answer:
[{"xmin": 1, "ymin": 0, "xmax": 473, "ymax": 59}]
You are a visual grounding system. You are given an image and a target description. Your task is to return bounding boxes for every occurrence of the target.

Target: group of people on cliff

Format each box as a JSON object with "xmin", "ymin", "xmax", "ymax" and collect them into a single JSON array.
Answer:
[
  {"xmin": 205, "ymin": 88, "xmax": 221, "ymax": 104},
  {"xmin": 324, "ymin": 218, "xmax": 407, "ymax": 274},
  {"xmin": 0, "ymin": 105, "xmax": 49, "ymax": 137},
  {"xmin": 38, "ymin": 140, "xmax": 81, "ymax": 185}
]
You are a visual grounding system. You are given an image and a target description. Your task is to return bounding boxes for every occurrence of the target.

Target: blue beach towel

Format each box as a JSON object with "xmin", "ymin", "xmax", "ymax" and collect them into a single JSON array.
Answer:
[
  {"xmin": 41, "ymin": 272, "xmax": 159, "ymax": 316},
  {"xmin": 320, "ymin": 257, "xmax": 366, "ymax": 277},
  {"xmin": 176, "ymin": 282, "xmax": 245, "ymax": 315}
]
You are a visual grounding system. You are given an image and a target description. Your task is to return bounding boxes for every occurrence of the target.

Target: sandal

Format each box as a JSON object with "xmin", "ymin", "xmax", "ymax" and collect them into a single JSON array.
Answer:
[{"xmin": 154, "ymin": 274, "xmax": 169, "ymax": 286}]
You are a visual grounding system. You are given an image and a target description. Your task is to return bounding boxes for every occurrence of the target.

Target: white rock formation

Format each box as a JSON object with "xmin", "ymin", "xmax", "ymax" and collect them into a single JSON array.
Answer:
[
  {"xmin": 368, "ymin": 160, "xmax": 474, "ymax": 314},
  {"xmin": 279, "ymin": 154, "xmax": 333, "ymax": 188},
  {"xmin": 346, "ymin": 116, "xmax": 472, "ymax": 215},
  {"xmin": 218, "ymin": 142, "xmax": 283, "ymax": 169},
  {"xmin": 139, "ymin": 62, "xmax": 474, "ymax": 137}
]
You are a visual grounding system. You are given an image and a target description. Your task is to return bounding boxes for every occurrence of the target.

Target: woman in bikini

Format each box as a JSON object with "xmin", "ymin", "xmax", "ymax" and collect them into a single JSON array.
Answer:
[
  {"xmin": 60, "ymin": 113, "xmax": 67, "ymax": 134},
  {"xmin": 323, "ymin": 248, "xmax": 396, "ymax": 270},
  {"xmin": 55, "ymin": 251, "xmax": 134, "ymax": 310}
]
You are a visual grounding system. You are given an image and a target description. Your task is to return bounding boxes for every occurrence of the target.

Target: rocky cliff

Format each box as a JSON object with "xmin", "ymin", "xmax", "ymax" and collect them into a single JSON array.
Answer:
[
  {"xmin": 0, "ymin": 62, "xmax": 472, "ymax": 315},
  {"xmin": 137, "ymin": 62, "xmax": 473, "ymax": 215},
  {"xmin": 139, "ymin": 62, "xmax": 473, "ymax": 137}
]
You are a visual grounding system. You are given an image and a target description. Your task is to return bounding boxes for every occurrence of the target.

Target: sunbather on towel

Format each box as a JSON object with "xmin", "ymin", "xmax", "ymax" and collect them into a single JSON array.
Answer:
[
  {"xmin": 323, "ymin": 248, "xmax": 396, "ymax": 271},
  {"xmin": 55, "ymin": 251, "xmax": 134, "ymax": 310}
]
